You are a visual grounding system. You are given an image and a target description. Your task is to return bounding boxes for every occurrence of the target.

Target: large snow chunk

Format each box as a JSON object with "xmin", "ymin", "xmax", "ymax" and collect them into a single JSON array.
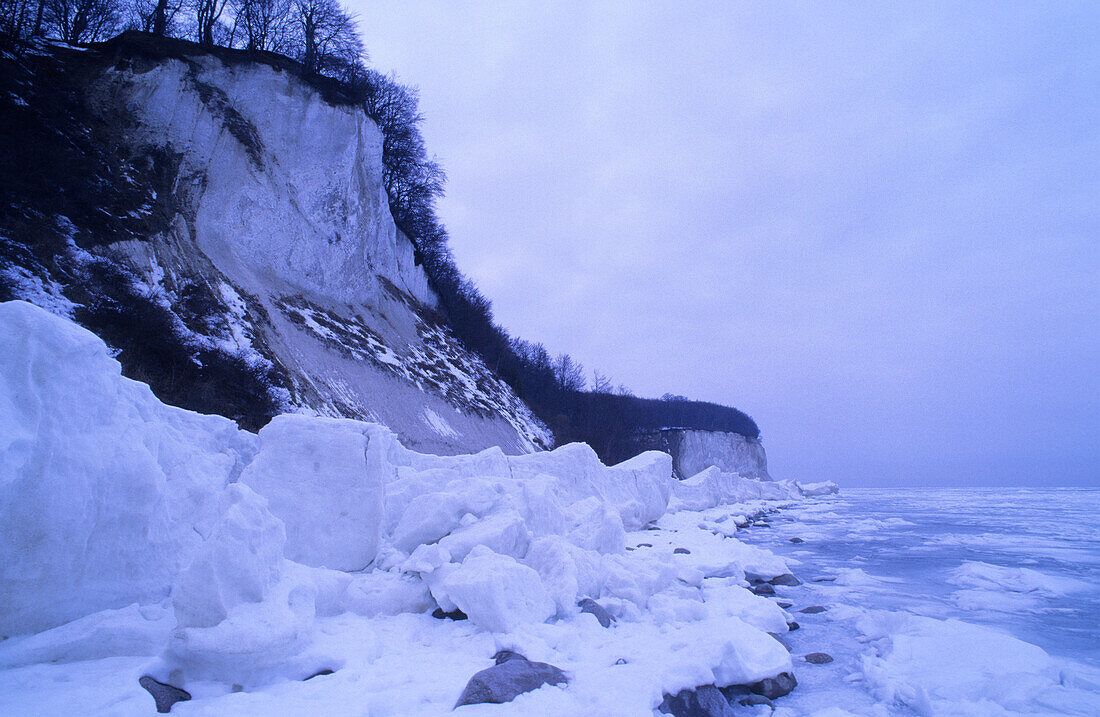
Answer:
[
  {"xmin": 437, "ymin": 509, "xmax": 531, "ymax": 562},
  {"xmin": 340, "ymin": 571, "xmax": 433, "ymax": 617},
  {"xmin": 0, "ymin": 301, "xmax": 255, "ymax": 636},
  {"xmin": 240, "ymin": 414, "xmax": 386, "ymax": 571},
  {"xmin": 798, "ymin": 480, "xmax": 840, "ymax": 496},
  {"xmin": 525, "ymin": 537, "xmax": 606, "ymax": 616},
  {"xmin": 672, "ymin": 467, "xmax": 801, "ymax": 512},
  {"xmin": 430, "ymin": 547, "xmax": 554, "ymax": 632},
  {"xmin": 171, "ymin": 484, "xmax": 285, "ymax": 630},
  {"xmin": 390, "ymin": 478, "xmax": 504, "ymax": 553},
  {"xmin": 507, "ymin": 443, "xmax": 673, "ymax": 531},
  {"xmin": 567, "ymin": 498, "xmax": 627, "ymax": 553},
  {"xmin": 155, "ymin": 484, "xmax": 317, "ymax": 688}
]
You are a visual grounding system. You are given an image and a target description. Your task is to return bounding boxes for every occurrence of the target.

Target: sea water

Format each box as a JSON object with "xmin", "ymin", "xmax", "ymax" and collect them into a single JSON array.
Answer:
[{"xmin": 738, "ymin": 487, "xmax": 1100, "ymax": 715}]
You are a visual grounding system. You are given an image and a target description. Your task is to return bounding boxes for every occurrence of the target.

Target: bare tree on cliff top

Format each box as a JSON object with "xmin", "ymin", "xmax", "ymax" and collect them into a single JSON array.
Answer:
[
  {"xmin": 45, "ymin": 0, "xmax": 121, "ymax": 42},
  {"xmin": 291, "ymin": 0, "xmax": 358, "ymax": 74},
  {"xmin": 231, "ymin": 0, "xmax": 291, "ymax": 53}
]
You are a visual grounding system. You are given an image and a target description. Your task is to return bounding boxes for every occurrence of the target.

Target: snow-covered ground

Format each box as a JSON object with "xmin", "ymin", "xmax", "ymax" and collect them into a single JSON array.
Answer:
[
  {"xmin": 3, "ymin": 301, "xmax": 1096, "ymax": 716},
  {"xmin": 0, "ymin": 301, "xmax": 808, "ymax": 715}
]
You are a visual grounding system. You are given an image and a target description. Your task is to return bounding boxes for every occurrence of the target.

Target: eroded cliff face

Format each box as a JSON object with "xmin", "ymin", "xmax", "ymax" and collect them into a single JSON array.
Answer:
[
  {"xmin": 0, "ymin": 38, "xmax": 550, "ymax": 454},
  {"xmin": 641, "ymin": 429, "xmax": 770, "ymax": 480}
]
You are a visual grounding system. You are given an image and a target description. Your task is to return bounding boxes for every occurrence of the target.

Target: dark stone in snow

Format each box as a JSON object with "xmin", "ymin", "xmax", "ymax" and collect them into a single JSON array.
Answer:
[
  {"xmin": 674, "ymin": 547, "xmax": 691, "ymax": 554},
  {"xmin": 787, "ymin": 621, "xmax": 800, "ymax": 631},
  {"xmin": 753, "ymin": 522, "xmax": 770, "ymax": 528},
  {"xmin": 776, "ymin": 601, "xmax": 793, "ymax": 608},
  {"xmin": 638, "ymin": 543, "xmax": 653, "ymax": 548},
  {"xmin": 659, "ymin": 684, "xmax": 736, "ymax": 716},
  {"xmin": 139, "ymin": 676, "xmax": 191, "ymax": 714},
  {"xmin": 304, "ymin": 669, "xmax": 334, "ymax": 680},
  {"xmin": 789, "ymin": 537, "xmax": 805, "ymax": 544},
  {"xmin": 751, "ymin": 583, "xmax": 776, "ymax": 596},
  {"xmin": 454, "ymin": 651, "xmax": 568, "ymax": 707},
  {"xmin": 615, "ymin": 658, "xmax": 628, "ymax": 665},
  {"xmin": 578, "ymin": 598, "xmax": 615, "ymax": 628},
  {"xmin": 805, "ymin": 652, "xmax": 834, "ymax": 664},
  {"xmin": 799, "ymin": 606, "xmax": 827, "ymax": 614},
  {"xmin": 748, "ymin": 672, "xmax": 797, "ymax": 700},
  {"xmin": 768, "ymin": 573, "xmax": 802, "ymax": 586},
  {"xmin": 813, "ymin": 577, "xmax": 837, "ymax": 583},
  {"xmin": 432, "ymin": 607, "xmax": 468, "ymax": 620}
]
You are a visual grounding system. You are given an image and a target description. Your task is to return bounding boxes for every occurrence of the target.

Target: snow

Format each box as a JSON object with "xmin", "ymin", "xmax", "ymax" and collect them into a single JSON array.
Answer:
[
  {"xmin": 21, "ymin": 301, "xmax": 1093, "ymax": 715},
  {"xmin": 240, "ymin": 415, "xmax": 385, "ymax": 571},
  {"xmin": 0, "ymin": 301, "xmax": 255, "ymax": 636},
  {"xmin": 0, "ymin": 301, "xmax": 808, "ymax": 715},
  {"xmin": 430, "ymin": 547, "xmax": 556, "ymax": 632}
]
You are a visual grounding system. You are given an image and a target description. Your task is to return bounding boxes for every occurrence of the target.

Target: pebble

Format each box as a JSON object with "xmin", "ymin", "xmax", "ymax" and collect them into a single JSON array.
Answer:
[{"xmin": 805, "ymin": 652, "xmax": 834, "ymax": 664}]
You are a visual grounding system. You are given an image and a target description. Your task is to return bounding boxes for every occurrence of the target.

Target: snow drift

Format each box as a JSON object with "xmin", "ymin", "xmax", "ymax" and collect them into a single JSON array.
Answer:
[{"xmin": 0, "ymin": 301, "xmax": 806, "ymax": 713}]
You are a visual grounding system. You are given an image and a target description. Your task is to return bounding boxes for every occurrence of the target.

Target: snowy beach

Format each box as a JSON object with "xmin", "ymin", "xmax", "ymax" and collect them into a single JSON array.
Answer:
[{"xmin": 1, "ymin": 302, "xmax": 1098, "ymax": 715}]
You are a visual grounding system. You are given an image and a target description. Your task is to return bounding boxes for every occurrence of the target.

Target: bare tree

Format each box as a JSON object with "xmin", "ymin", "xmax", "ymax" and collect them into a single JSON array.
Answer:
[
  {"xmin": 230, "ymin": 0, "xmax": 290, "ymax": 52},
  {"xmin": 190, "ymin": 0, "xmax": 227, "ymax": 44},
  {"xmin": 124, "ymin": 0, "xmax": 182, "ymax": 35},
  {"xmin": 1, "ymin": 0, "xmax": 45, "ymax": 38},
  {"xmin": 554, "ymin": 353, "xmax": 585, "ymax": 392},
  {"xmin": 290, "ymin": 0, "xmax": 358, "ymax": 74},
  {"xmin": 592, "ymin": 369, "xmax": 612, "ymax": 394},
  {"xmin": 45, "ymin": 0, "xmax": 120, "ymax": 42}
]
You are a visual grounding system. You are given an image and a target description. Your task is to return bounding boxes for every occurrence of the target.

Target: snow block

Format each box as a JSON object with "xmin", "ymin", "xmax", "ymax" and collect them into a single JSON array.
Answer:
[
  {"xmin": 240, "ymin": 414, "xmax": 385, "ymax": 571},
  {"xmin": 431, "ymin": 547, "xmax": 554, "ymax": 632},
  {"xmin": 672, "ymin": 467, "xmax": 801, "ymax": 513},
  {"xmin": 156, "ymin": 484, "xmax": 317, "ymax": 688},
  {"xmin": 0, "ymin": 301, "xmax": 256, "ymax": 636}
]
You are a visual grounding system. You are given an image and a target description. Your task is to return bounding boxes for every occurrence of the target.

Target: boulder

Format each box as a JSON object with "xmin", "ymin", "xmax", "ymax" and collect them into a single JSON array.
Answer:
[
  {"xmin": 577, "ymin": 598, "xmax": 615, "ymax": 628},
  {"xmin": 804, "ymin": 652, "xmax": 834, "ymax": 664},
  {"xmin": 139, "ymin": 675, "xmax": 191, "ymax": 713},
  {"xmin": 798, "ymin": 606, "xmax": 826, "ymax": 614},
  {"xmin": 768, "ymin": 574, "xmax": 801, "ymax": 587},
  {"xmin": 659, "ymin": 684, "xmax": 735, "ymax": 716},
  {"xmin": 431, "ymin": 607, "xmax": 468, "ymax": 621},
  {"xmin": 789, "ymin": 538, "xmax": 805, "ymax": 544},
  {"xmin": 751, "ymin": 583, "xmax": 776, "ymax": 596},
  {"xmin": 748, "ymin": 671, "xmax": 797, "ymax": 699},
  {"xmin": 454, "ymin": 650, "xmax": 568, "ymax": 707}
]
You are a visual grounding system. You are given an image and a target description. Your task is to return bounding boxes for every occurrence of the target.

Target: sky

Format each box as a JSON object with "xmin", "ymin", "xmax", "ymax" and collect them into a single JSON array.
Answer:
[{"xmin": 351, "ymin": 2, "xmax": 1100, "ymax": 488}]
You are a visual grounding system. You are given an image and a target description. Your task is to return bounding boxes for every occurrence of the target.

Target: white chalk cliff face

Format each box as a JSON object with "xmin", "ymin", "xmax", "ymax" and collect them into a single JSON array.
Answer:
[
  {"xmin": 663, "ymin": 430, "xmax": 771, "ymax": 480},
  {"xmin": 82, "ymin": 51, "xmax": 549, "ymax": 454}
]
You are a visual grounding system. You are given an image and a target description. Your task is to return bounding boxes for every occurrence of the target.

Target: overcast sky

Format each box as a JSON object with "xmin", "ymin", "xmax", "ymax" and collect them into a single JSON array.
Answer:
[{"xmin": 352, "ymin": 2, "xmax": 1099, "ymax": 487}]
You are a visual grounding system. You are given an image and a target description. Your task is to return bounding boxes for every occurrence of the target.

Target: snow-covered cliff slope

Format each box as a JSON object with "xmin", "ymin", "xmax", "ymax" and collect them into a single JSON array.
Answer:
[
  {"xmin": 641, "ymin": 428, "xmax": 771, "ymax": 480},
  {"xmin": 0, "ymin": 38, "xmax": 549, "ymax": 454}
]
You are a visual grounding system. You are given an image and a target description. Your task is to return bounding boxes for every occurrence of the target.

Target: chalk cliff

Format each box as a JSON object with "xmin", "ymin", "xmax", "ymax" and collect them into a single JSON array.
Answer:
[
  {"xmin": 0, "ymin": 36, "xmax": 550, "ymax": 454},
  {"xmin": 640, "ymin": 428, "xmax": 770, "ymax": 480}
]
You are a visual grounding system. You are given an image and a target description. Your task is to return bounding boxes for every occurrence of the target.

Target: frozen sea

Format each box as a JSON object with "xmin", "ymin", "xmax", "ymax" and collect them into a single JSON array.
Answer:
[{"xmin": 741, "ymin": 487, "xmax": 1100, "ymax": 715}]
